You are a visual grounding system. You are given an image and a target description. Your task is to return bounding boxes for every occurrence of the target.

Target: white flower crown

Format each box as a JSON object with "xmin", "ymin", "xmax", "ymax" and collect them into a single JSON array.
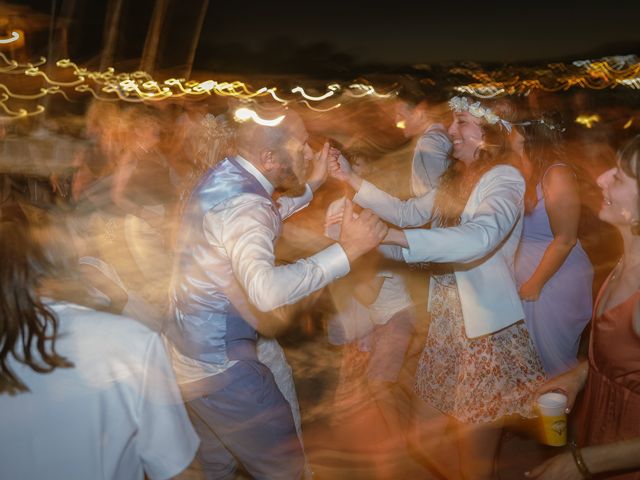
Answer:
[{"xmin": 448, "ymin": 96, "xmax": 512, "ymax": 132}]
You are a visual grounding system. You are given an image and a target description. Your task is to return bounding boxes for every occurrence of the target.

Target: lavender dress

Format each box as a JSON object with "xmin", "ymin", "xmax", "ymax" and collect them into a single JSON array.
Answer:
[{"xmin": 515, "ymin": 171, "xmax": 593, "ymax": 377}]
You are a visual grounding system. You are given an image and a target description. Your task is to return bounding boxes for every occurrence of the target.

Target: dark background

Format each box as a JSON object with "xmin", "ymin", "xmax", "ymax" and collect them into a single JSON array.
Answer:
[{"xmin": 12, "ymin": 0, "xmax": 640, "ymax": 75}]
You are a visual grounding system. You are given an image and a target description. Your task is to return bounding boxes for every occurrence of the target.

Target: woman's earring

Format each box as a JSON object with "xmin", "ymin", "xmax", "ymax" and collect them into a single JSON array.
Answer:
[{"xmin": 631, "ymin": 219, "xmax": 640, "ymax": 236}]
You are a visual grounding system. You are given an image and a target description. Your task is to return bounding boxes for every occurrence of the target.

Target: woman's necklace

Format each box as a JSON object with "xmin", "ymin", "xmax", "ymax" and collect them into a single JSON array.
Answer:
[
  {"xmin": 598, "ymin": 258, "xmax": 640, "ymax": 316},
  {"xmin": 618, "ymin": 256, "xmax": 640, "ymax": 284}
]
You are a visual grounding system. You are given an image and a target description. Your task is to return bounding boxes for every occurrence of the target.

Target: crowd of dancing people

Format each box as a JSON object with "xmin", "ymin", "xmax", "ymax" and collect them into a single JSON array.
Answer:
[{"xmin": 0, "ymin": 79, "xmax": 639, "ymax": 479}]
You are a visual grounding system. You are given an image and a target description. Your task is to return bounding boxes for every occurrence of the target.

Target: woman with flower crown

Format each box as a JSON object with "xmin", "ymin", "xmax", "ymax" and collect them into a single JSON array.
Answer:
[{"xmin": 328, "ymin": 95, "xmax": 545, "ymax": 479}]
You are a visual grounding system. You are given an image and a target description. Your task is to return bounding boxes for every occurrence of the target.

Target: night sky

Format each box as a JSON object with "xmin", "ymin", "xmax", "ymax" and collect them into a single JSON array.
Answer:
[
  {"xmin": 198, "ymin": 1, "xmax": 640, "ymax": 64},
  {"xmin": 13, "ymin": 0, "xmax": 640, "ymax": 72}
]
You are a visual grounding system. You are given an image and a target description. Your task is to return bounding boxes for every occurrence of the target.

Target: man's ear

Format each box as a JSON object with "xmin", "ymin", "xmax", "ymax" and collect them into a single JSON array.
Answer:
[
  {"xmin": 260, "ymin": 150, "xmax": 275, "ymax": 171},
  {"xmin": 417, "ymin": 101, "xmax": 430, "ymax": 119}
]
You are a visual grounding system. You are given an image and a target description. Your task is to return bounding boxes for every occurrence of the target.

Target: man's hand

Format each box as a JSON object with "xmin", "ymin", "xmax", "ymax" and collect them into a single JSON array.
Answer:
[
  {"xmin": 307, "ymin": 141, "xmax": 331, "ymax": 191},
  {"xmin": 338, "ymin": 199, "xmax": 387, "ymax": 264}
]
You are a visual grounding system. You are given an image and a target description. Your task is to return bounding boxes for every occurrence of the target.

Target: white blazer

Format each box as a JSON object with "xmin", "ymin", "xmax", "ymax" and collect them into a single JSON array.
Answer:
[{"xmin": 355, "ymin": 164, "xmax": 525, "ymax": 338}]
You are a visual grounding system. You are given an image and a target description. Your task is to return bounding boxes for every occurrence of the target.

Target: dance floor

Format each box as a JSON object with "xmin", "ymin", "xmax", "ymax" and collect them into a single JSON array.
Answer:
[
  {"xmin": 286, "ymin": 329, "xmax": 564, "ymax": 480},
  {"xmin": 175, "ymin": 318, "xmax": 570, "ymax": 480}
]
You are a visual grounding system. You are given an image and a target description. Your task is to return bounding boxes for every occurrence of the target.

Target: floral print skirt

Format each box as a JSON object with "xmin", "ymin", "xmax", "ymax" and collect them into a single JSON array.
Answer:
[{"xmin": 414, "ymin": 273, "xmax": 545, "ymax": 424}]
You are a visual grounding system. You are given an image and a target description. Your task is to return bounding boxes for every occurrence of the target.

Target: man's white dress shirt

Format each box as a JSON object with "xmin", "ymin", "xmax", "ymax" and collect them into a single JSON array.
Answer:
[{"xmin": 169, "ymin": 156, "xmax": 350, "ymax": 384}]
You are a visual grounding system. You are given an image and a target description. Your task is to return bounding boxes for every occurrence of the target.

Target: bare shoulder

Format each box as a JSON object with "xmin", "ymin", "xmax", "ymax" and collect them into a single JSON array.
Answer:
[
  {"xmin": 542, "ymin": 163, "xmax": 576, "ymax": 186},
  {"xmin": 541, "ymin": 165, "xmax": 579, "ymax": 200}
]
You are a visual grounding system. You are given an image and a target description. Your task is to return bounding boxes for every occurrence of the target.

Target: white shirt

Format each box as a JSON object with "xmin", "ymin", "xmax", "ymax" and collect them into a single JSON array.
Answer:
[
  {"xmin": 211, "ymin": 156, "xmax": 349, "ymax": 311},
  {"xmin": 170, "ymin": 156, "xmax": 350, "ymax": 383},
  {"xmin": 0, "ymin": 301, "xmax": 199, "ymax": 480}
]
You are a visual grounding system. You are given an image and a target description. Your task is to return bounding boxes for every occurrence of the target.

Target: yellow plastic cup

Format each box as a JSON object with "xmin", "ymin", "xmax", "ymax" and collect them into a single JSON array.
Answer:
[{"xmin": 536, "ymin": 392, "xmax": 568, "ymax": 447}]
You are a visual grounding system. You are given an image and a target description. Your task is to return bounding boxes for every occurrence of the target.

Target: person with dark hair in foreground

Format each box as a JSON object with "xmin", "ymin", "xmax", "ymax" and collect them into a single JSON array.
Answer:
[{"xmin": 0, "ymin": 205, "xmax": 198, "ymax": 480}]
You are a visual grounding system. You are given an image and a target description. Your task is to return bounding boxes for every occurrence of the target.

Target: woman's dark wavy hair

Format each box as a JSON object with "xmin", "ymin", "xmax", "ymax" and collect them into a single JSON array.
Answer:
[
  {"xmin": 433, "ymin": 98, "xmax": 521, "ymax": 227},
  {"xmin": 516, "ymin": 111, "xmax": 568, "ymax": 213},
  {"xmin": 0, "ymin": 205, "xmax": 73, "ymax": 395},
  {"xmin": 618, "ymin": 134, "xmax": 640, "ymax": 236}
]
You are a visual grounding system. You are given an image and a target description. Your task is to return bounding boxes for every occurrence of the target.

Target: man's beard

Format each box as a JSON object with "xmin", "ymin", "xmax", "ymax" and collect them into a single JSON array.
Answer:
[
  {"xmin": 277, "ymin": 177, "xmax": 306, "ymax": 197},
  {"xmin": 274, "ymin": 152, "xmax": 307, "ymax": 196}
]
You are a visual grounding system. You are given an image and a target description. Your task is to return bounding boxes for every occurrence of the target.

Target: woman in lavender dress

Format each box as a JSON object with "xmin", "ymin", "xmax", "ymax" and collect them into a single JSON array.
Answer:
[{"xmin": 512, "ymin": 116, "xmax": 593, "ymax": 377}]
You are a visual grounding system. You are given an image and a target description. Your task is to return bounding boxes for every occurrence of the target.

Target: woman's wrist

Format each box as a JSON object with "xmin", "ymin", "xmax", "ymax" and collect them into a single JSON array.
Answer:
[
  {"xmin": 348, "ymin": 172, "xmax": 363, "ymax": 191},
  {"xmin": 525, "ymin": 275, "xmax": 544, "ymax": 290},
  {"xmin": 383, "ymin": 228, "xmax": 408, "ymax": 247},
  {"xmin": 570, "ymin": 441, "xmax": 594, "ymax": 479}
]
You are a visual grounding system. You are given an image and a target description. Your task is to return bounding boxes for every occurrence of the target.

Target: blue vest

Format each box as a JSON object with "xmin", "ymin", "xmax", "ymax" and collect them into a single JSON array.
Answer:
[{"xmin": 165, "ymin": 157, "xmax": 281, "ymax": 366}]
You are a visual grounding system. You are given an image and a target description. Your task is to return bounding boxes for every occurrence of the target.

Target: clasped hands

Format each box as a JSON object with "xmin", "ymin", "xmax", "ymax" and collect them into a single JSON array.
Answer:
[
  {"xmin": 324, "ymin": 196, "xmax": 386, "ymax": 264},
  {"xmin": 306, "ymin": 141, "xmax": 344, "ymax": 191},
  {"xmin": 326, "ymin": 150, "xmax": 363, "ymax": 191}
]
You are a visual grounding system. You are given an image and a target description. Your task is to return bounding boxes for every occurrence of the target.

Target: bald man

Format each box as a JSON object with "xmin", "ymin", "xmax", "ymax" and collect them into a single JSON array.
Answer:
[{"xmin": 165, "ymin": 107, "xmax": 387, "ymax": 479}]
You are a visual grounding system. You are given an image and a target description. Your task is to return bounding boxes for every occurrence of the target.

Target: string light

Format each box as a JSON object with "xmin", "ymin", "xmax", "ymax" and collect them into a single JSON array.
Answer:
[
  {"xmin": 575, "ymin": 114, "xmax": 601, "ymax": 129},
  {"xmin": 267, "ymin": 88, "xmax": 289, "ymax": 104},
  {"xmin": 0, "ymin": 53, "xmax": 639, "ymax": 120},
  {"xmin": 347, "ymin": 83, "xmax": 394, "ymax": 98},
  {"xmin": 291, "ymin": 86, "xmax": 335, "ymax": 101},
  {"xmin": 233, "ymin": 107, "xmax": 285, "ymax": 126},
  {"xmin": 0, "ymin": 93, "xmax": 45, "ymax": 119},
  {"xmin": 299, "ymin": 100, "xmax": 341, "ymax": 112},
  {"xmin": 0, "ymin": 31, "xmax": 21, "ymax": 44}
]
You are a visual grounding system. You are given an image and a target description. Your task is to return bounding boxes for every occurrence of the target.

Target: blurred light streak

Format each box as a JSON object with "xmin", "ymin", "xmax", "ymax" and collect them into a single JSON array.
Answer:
[
  {"xmin": 348, "ymin": 83, "xmax": 394, "ymax": 98},
  {"xmin": 164, "ymin": 77, "xmax": 190, "ymax": 94},
  {"xmin": 0, "ymin": 31, "xmax": 20, "ymax": 44},
  {"xmin": 24, "ymin": 66, "xmax": 84, "ymax": 87},
  {"xmin": 454, "ymin": 85, "xmax": 506, "ymax": 98},
  {"xmin": 74, "ymin": 84, "xmax": 120, "ymax": 101},
  {"xmin": 0, "ymin": 53, "xmax": 46, "ymax": 74},
  {"xmin": 234, "ymin": 107, "xmax": 285, "ymax": 126},
  {"xmin": 0, "ymin": 96, "xmax": 45, "ymax": 119},
  {"xmin": 617, "ymin": 78, "xmax": 640, "ymax": 89},
  {"xmin": 0, "ymin": 84, "xmax": 50, "ymax": 100},
  {"xmin": 191, "ymin": 80, "xmax": 216, "ymax": 93},
  {"xmin": 1, "ymin": 53, "xmax": 639, "ymax": 118},
  {"xmin": 300, "ymin": 100, "xmax": 341, "ymax": 112},
  {"xmin": 575, "ymin": 114, "xmax": 601, "ymax": 128},
  {"xmin": 345, "ymin": 84, "xmax": 374, "ymax": 98},
  {"xmin": 267, "ymin": 89, "xmax": 289, "ymax": 104},
  {"xmin": 291, "ymin": 86, "xmax": 335, "ymax": 101}
]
